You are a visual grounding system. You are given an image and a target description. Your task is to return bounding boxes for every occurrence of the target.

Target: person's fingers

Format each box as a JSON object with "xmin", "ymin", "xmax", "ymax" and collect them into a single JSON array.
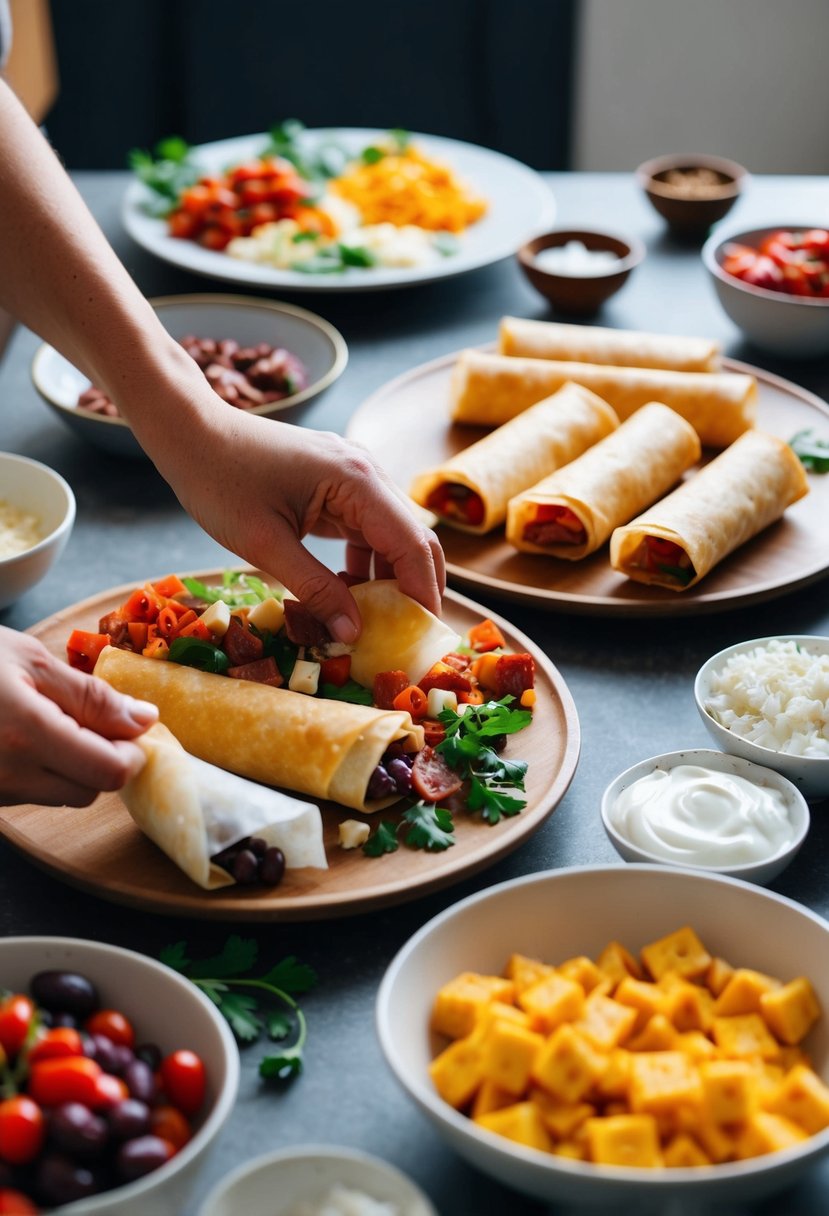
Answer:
[
  {"xmin": 264, "ymin": 520, "xmax": 363, "ymax": 642},
  {"xmin": 30, "ymin": 653, "xmax": 158, "ymax": 739},
  {"xmin": 0, "ymin": 767, "xmax": 111, "ymax": 809}
]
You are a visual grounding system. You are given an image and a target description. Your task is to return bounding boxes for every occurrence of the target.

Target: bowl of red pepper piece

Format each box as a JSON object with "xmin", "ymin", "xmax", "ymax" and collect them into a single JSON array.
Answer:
[
  {"xmin": 0, "ymin": 936, "xmax": 238, "ymax": 1215},
  {"xmin": 702, "ymin": 225, "xmax": 829, "ymax": 358}
]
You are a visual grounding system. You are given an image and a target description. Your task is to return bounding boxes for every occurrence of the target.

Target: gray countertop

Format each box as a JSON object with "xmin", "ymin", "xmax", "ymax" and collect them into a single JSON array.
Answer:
[{"xmin": 1, "ymin": 171, "xmax": 829, "ymax": 1215}]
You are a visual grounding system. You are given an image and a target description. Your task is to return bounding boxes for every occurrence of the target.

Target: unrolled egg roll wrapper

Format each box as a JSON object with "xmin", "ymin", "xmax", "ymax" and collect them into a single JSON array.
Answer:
[
  {"xmin": 498, "ymin": 316, "xmax": 721, "ymax": 372},
  {"xmin": 121, "ymin": 723, "xmax": 327, "ymax": 890},
  {"xmin": 347, "ymin": 580, "xmax": 461, "ymax": 686},
  {"xmin": 449, "ymin": 350, "xmax": 756, "ymax": 448},
  {"xmin": 507, "ymin": 402, "xmax": 702, "ymax": 560},
  {"xmin": 94, "ymin": 647, "xmax": 424, "ymax": 812},
  {"xmin": 609, "ymin": 429, "xmax": 810, "ymax": 590},
  {"xmin": 410, "ymin": 382, "xmax": 619, "ymax": 533}
]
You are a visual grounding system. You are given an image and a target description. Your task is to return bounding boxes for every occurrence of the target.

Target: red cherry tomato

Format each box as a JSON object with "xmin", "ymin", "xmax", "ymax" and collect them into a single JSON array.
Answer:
[
  {"xmin": 0, "ymin": 1096, "xmax": 45, "ymax": 1166},
  {"xmin": 0, "ymin": 997, "xmax": 35, "ymax": 1058},
  {"xmin": 27, "ymin": 1057, "xmax": 102, "ymax": 1106},
  {"xmin": 27, "ymin": 1027, "xmax": 84, "ymax": 1064},
  {"xmin": 84, "ymin": 1009, "xmax": 135, "ymax": 1049},
  {"xmin": 411, "ymin": 745, "xmax": 463, "ymax": 802},
  {"xmin": 160, "ymin": 1050, "xmax": 207, "ymax": 1116},
  {"xmin": 91, "ymin": 1073, "xmax": 129, "ymax": 1110},
  {"xmin": 149, "ymin": 1104, "xmax": 192, "ymax": 1150},
  {"xmin": 0, "ymin": 1188, "xmax": 39, "ymax": 1214}
]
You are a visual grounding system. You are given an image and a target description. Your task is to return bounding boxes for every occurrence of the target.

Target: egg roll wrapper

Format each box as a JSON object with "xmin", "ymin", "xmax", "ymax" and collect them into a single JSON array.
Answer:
[
  {"xmin": 498, "ymin": 316, "xmax": 720, "ymax": 372},
  {"xmin": 609, "ymin": 430, "xmax": 810, "ymax": 590},
  {"xmin": 121, "ymin": 723, "xmax": 327, "ymax": 889},
  {"xmin": 94, "ymin": 647, "xmax": 423, "ymax": 812},
  {"xmin": 449, "ymin": 350, "xmax": 756, "ymax": 448},
  {"xmin": 410, "ymin": 383, "xmax": 619, "ymax": 533},
  {"xmin": 348, "ymin": 580, "xmax": 461, "ymax": 684},
  {"xmin": 507, "ymin": 403, "xmax": 702, "ymax": 559}
]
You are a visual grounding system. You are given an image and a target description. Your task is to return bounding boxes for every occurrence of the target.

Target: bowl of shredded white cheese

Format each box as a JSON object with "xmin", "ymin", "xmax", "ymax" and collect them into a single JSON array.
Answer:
[
  {"xmin": 695, "ymin": 636, "xmax": 829, "ymax": 799},
  {"xmin": 0, "ymin": 452, "xmax": 76, "ymax": 610}
]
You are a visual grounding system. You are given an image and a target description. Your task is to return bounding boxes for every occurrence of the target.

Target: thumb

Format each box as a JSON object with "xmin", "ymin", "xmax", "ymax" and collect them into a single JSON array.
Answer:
[
  {"xmin": 279, "ymin": 541, "xmax": 362, "ymax": 643},
  {"xmin": 37, "ymin": 659, "xmax": 159, "ymax": 740}
]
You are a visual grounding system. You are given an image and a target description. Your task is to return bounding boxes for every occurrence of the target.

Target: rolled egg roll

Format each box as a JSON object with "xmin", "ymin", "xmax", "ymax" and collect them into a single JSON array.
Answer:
[
  {"xmin": 498, "ymin": 317, "xmax": 720, "ymax": 372},
  {"xmin": 122, "ymin": 723, "xmax": 327, "ymax": 889},
  {"xmin": 609, "ymin": 430, "xmax": 810, "ymax": 591},
  {"xmin": 94, "ymin": 646, "xmax": 424, "ymax": 812},
  {"xmin": 449, "ymin": 350, "xmax": 756, "ymax": 448},
  {"xmin": 507, "ymin": 402, "xmax": 702, "ymax": 560},
  {"xmin": 409, "ymin": 382, "xmax": 619, "ymax": 533}
]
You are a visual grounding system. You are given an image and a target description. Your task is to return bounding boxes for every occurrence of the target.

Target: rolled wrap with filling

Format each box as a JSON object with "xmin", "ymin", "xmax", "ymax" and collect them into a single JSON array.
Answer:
[
  {"xmin": 609, "ymin": 429, "xmax": 810, "ymax": 591},
  {"xmin": 498, "ymin": 317, "xmax": 720, "ymax": 372},
  {"xmin": 450, "ymin": 350, "xmax": 756, "ymax": 448},
  {"xmin": 94, "ymin": 646, "xmax": 424, "ymax": 812},
  {"xmin": 507, "ymin": 402, "xmax": 702, "ymax": 560},
  {"xmin": 121, "ymin": 723, "xmax": 327, "ymax": 889},
  {"xmin": 409, "ymin": 382, "xmax": 619, "ymax": 533}
]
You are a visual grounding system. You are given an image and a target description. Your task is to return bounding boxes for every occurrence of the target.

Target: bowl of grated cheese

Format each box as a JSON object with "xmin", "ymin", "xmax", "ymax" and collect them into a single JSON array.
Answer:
[
  {"xmin": 0, "ymin": 451, "xmax": 76, "ymax": 610},
  {"xmin": 695, "ymin": 636, "xmax": 829, "ymax": 801}
]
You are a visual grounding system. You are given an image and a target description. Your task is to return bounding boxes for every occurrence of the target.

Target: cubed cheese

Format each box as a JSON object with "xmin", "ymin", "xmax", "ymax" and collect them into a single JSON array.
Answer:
[
  {"xmin": 338, "ymin": 820, "xmax": 370, "ymax": 850},
  {"xmin": 289, "ymin": 659, "xmax": 321, "ymax": 695},
  {"xmin": 247, "ymin": 596, "xmax": 285, "ymax": 634},
  {"xmin": 200, "ymin": 599, "xmax": 231, "ymax": 637},
  {"xmin": 427, "ymin": 687, "xmax": 458, "ymax": 717}
]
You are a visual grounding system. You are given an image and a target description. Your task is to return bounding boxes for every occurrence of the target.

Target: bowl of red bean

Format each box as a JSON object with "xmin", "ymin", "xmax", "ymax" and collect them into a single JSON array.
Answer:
[
  {"xmin": 30, "ymin": 294, "xmax": 348, "ymax": 458},
  {"xmin": 0, "ymin": 935, "xmax": 239, "ymax": 1214}
]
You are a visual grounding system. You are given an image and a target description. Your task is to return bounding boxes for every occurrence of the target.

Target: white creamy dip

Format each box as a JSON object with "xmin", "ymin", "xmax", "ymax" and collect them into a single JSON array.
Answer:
[
  {"xmin": 533, "ymin": 240, "xmax": 622, "ymax": 277},
  {"xmin": 608, "ymin": 763, "xmax": 795, "ymax": 867}
]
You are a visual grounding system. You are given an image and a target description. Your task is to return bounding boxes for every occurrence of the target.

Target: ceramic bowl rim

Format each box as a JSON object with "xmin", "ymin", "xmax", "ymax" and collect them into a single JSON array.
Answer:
[
  {"xmin": 517, "ymin": 228, "xmax": 646, "ymax": 282},
  {"xmin": 376, "ymin": 863, "xmax": 829, "ymax": 1190},
  {"xmin": 0, "ymin": 452, "xmax": 76, "ymax": 567},
  {"xmin": 694, "ymin": 635, "xmax": 829, "ymax": 774},
  {"xmin": 196, "ymin": 1142, "xmax": 438, "ymax": 1216},
  {"xmin": 0, "ymin": 935, "xmax": 240, "ymax": 1214},
  {"xmin": 30, "ymin": 292, "xmax": 349, "ymax": 430},
  {"xmin": 702, "ymin": 225, "xmax": 829, "ymax": 309},
  {"xmin": 599, "ymin": 746, "xmax": 810, "ymax": 877},
  {"xmin": 635, "ymin": 152, "xmax": 748, "ymax": 200}
]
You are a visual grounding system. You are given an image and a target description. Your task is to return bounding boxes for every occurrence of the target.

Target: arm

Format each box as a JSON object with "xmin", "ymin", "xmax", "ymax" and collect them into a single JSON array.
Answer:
[{"xmin": 0, "ymin": 79, "xmax": 445, "ymax": 642}]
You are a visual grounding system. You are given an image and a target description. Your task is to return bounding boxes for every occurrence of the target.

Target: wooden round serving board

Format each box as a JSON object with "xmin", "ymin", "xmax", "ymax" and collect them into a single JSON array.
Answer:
[
  {"xmin": 5, "ymin": 577, "xmax": 579, "ymax": 921},
  {"xmin": 347, "ymin": 351, "xmax": 829, "ymax": 616}
]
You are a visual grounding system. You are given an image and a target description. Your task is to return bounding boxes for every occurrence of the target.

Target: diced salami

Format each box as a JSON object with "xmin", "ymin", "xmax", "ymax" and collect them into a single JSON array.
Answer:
[
  {"xmin": 493, "ymin": 653, "xmax": 535, "ymax": 700},
  {"xmin": 411, "ymin": 746, "xmax": 463, "ymax": 803},
  {"xmin": 223, "ymin": 615, "xmax": 264, "ymax": 666},
  {"xmin": 373, "ymin": 669, "xmax": 411, "ymax": 710},
  {"xmin": 283, "ymin": 599, "xmax": 330, "ymax": 647},
  {"xmin": 226, "ymin": 656, "xmax": 283, "ymax": 687},
  {"xmin": 97, "ymin": 612, "xmax": 130, "ymax": 647},
  {"xmin": 419, "ymin": 664, "xmax": 472, "ymax": 695}
]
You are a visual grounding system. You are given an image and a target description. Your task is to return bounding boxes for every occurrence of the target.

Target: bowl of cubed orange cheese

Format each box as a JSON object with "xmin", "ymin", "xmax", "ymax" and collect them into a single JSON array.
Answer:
[{"xmin": 376, "ymin": 865, "xmax": 829, "ymax": 1207}]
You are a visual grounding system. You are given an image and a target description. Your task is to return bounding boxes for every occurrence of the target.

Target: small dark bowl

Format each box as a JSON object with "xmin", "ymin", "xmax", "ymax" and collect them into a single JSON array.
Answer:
[
  {"xmin": 636, "ymin": 153, "xmax": 748, "ymax": 239},
  {"xmin": 517, "ymin": 229, "xmax": 645, "ymax": 317}
]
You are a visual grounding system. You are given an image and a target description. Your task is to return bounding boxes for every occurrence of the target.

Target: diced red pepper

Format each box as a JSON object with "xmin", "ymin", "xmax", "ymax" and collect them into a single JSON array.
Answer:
[
  {"xmin": 320, "ymin": 655, "xmax": 351, "ymax": 687},
  {"xmin": 467, "ymin": 619, "xmax": 506, "ymax": 653},
  {"xmin": 421, "ymin": 718, "xmax": 447, "ymax": 747},
  {"xmin": 66, "ymin": 631, "xmax": 111, "ymax": 674}
]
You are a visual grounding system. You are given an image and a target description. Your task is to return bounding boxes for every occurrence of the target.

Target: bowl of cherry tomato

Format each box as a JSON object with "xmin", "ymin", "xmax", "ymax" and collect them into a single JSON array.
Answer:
[
  {"xmin": 703, "ymin": 225, "xmax": 829, "ymax": 358},
  {"xmin": 0, "ymin": 936, "xmax": 238, "ymax": 1215}
]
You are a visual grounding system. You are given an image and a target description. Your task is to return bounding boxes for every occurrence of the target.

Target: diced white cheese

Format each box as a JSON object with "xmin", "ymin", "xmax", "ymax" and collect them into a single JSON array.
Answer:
[
  {"xmin": 427, "ymin": 687, "xmax": 458, "ymax": 718},
  {"xmin": 338, "ymin": 820, "xmax": 370, "ymax": 850},
  {"xmin": 200, "ymin": 600, "xmax": 231, "ymax": 637},
  {"xmin": 289, "ymin": 659, "xmax": 321, "ymax": 695},
  {"xmin": 248, "ymin": 596, "xmax": 285, "ymax": 634}
]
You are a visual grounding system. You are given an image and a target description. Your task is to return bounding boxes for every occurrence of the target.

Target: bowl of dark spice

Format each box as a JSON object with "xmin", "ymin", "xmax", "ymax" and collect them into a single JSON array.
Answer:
[{"xmin": 636, "ymin": 153, "xmax": 748, "ymax": 239}]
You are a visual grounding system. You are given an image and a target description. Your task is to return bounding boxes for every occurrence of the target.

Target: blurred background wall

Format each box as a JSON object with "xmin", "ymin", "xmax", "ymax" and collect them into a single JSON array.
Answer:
[{"xmin": 5, "ymin": 0, "xmax": 829, "ymax": 175}]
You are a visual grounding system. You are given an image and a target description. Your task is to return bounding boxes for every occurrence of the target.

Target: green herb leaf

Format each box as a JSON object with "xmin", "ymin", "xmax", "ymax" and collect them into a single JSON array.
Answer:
[
  {"xmin": 363, "ymin": 821, "xmax": 400, "ymax": 857},
  {"xmin": 361, "ymin": 145, "xmax": 385, "ymax": 165},
  {"xmin": 265, "ymin": 1010, "xmax": 293, "ymax": 1040},
  {"xmin": 402, "ymin": 802, "xmax": 455, "ymax": 851},
  {"xmin": 259, "ymin": 956, "xmax": 317, "ymax": 995},
  {"xmin": 467, "ymin": 775, "xmax": 526, "ymax": 824},
  {"xmin": 158, "ymin": 941, "xmax": 191, "ymax": 973},
  {"xmin": 387, "ymin": 128, "xmax": 411, "ymax": 150},
  {"xmin": 790, "ymin": 428, "xmax": 829, "ymax": 472},
  {"xmin": 183, "ymin": 935, "xmax": 259, "ymax": 979},
  {"xmin": 261, "ymin": 631, "xmax": 298, "ymax": 681},
  {"xmin": 181, "ymin": 572, "xmax": 284, "ymax": 607},
  {"xmin": 128, "ymin": 137, "xmax": 199, "ymax": 207},
  {"xmin": 259, "ymin": 1048, "xmax": 303, "ymax": 1080},
  {"xmin": 168, "ymin": 636, "xmax": 230, "ymax": 675},
  {"xmin": 319, "ymin": 679, "xmax": 374, "ymax": 706},
  {"xmin": 433, "ymin": 232, "xmax": 460, "ymax": 257},
  {"xmin": 216, "ymin": 992, "xmax": 263, "ymax": 1042},
  {"xmin": 338, "ymin": 243, "xmax": 378, "ymax": 268}
]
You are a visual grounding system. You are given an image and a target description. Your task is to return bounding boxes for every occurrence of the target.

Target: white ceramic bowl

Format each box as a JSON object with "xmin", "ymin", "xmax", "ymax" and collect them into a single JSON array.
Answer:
[
  {"xmin": 31, "ymin": 294, "xmax": 349, "ymax": 458},
  {"xmin": 702, "ymin": 225, "xmax": 829, "ymax": 358},
  {"xmin": 0, "ymin": 451, "xmax": 76, "ymax": 610},
  {"xmin": 695, "ymin": 635, "xmax": 829, "ymax": 801},
  {"xmin": 600, "ymin": 747, "xmax": 809, "ymax": 885},
  {"xmin": 197, "ymin": 1144, "xmax": 437, "ymax": 1216},
  {"xmin": 377, "ymin": 865, "xmax": 829, "ymax": 1208},
  {"xmin": 0, "ymin": 936, "xmax": 239, "ymax": 1216}
]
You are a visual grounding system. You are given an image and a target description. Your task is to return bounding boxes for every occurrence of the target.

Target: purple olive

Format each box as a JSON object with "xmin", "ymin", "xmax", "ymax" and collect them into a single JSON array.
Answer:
[
  {"xmin": 31, "ymin": 971, "xmax": 99, "ymax": 1018},
  {"xmin": 134, "ymin": 1042, "xmax": 162, "ymax": 1072},
  {"xmin": 230, "ymin": 848, "xmax": 260, "ymax": 884},
  {"xmin": 36, "ymin": 1153, "xmax": 99, "ymax": 1205},
  {"xmin": 386, "ymin": 757, "xmax": 414, "ymax": 794},
  {"xmin": 107, "ymin": 1098, "xmax": 151, "ymax": 1141},
  {"xmin": 49, "ymin": 1102, "xmax": 109, "ymax": 1158},
  {"xmin": 122, "ymin": 1058, "xmax": 156, "ymax": 1104},
  {"xmin": 367, "ymin": 764, "xmax": 397, "ymax": 800},
  {"xmin": 260, "ymin": 847, "xmax": 286, "ymax": 887},
  {"xmin": 115, "ymin": 1135, "xmax": 172, "ymax": 1181}
]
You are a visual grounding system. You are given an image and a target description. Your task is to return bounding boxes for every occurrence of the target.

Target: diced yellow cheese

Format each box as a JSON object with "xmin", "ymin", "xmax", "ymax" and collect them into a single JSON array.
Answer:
[
  {"xmin": 763, "ymin": 1064, "xmax": 829, "ymax": 1135},
  {"xmin": 518, "ymin": 972, "xmax": 585, "ymax": 1033},
  {"xmin": 532, "ymin": 1025, "xmax": 607, "ymax": 1103},
  {"xmin": 760, "ymin": 977, "xmax": 821, "ymax": 1046},
  {"xmin": 735, "ymin": 1111, "xmax": 808, "ymax": 1159},
  {"xmin": 662, "ymin": 1133, "xmax": 712, "ymax": 1168},
  {"xmin": 614, "ymin": 976, "xmax": 665, "ymax": 1034},
  {"xmin": 471, "ymin": 1078, "xmax": 515, "ymax": 1119},
  {"xmin": 593, "ymin": 1048, "xmax": 632, "ymax": 1101},
  {"xmin": 431, "ymin": 972, "xmax": 516, "ymax": 1039},
  {"xmin": 699, "ymin": 1059, "xmax": 759, "ymax": 1125},
  {"xmin": 677, "ymin": 1031, "xmax": 717, "ymax": 1061},
  {"xmin": 713, "ymin": 969, "xmax": 780, "ymax": 1016},
  {"xmin": 557, "ymin": 955, "xmax": 604, "ymax": 995},
  {"xmin": 627, "ymin": 1013, "xmax": 680, "ymax": 1053},
  {"xmin": 628, "ymin": 1051, "xmax": 703, "ymax": 1116},
  {"xmin": 711, "ymin": 1013, "xmax": 781, "ymax": 1061},
  {"xmin": 474, "ymin": 1101, "xmax": 553, "ymax": 1152},
  {"xmin": 480, "ymin": 1020, "xmax": 545, "ymax": 1095},
  {"xmin": 574, "ymin": 992, "xmax": 638, "ymax": 1053},
  {"xmin": 529, "ymin": 1088, "xmax": 595, "ymax": 1140},
  {"xmin": 705, "ymin": 956, "xmax": 736, "ymax": 997},
  {"xmin": 640, "ymin": 926, "xmax": 712, "ymax": 982},
  {"xmin": 585, "ymin": 1114, "xmax": 662, "ymax": 1167},
  {"xmin": 428, "ymin": 1035, "xmax": 484, "ymax": 1109},
  {"xmin": 596, "ymin": 941, "xmax": 642, "ymax": 989},
  {"xmin": 662, "ymin": 980, "xmax": 714, "ymax": 1033},
  {"xmin": 504, "ymin": 953, "xmax": 556, "ymax": 995}
]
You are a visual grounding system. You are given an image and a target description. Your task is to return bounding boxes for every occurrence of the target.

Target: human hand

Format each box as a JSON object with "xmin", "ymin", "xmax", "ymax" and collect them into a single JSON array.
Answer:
[
  {"xmin": 157, "ymin": 405, "xmax": 446, "ymax": 643},
  {"xmin": 0, "ymin": 627, "xmax": 158, "ymax": 808}
]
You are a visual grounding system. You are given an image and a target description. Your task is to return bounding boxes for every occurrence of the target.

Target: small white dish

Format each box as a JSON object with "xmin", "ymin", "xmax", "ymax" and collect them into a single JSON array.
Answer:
[
  {"xmin": 0, "ymin": 451, "xmax": 76, "ymax": 610},
  {"xmin": 695, "ymin": 635, "xmax": 829, "ymax": 800},
  {"xmin": 197, "ymin": 1144, "xmax": 437, "ymax": 1216},
  {"xmin": 31, "ymin": 293, "xmax": 348, "ymax": 459},
  {"xmin": 601, "ymin": 747, "xmax": 810, "ymax": 885}
]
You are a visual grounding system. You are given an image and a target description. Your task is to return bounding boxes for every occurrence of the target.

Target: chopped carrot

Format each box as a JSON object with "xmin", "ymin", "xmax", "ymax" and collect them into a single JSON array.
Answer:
[
  {"xmin": 66, "ymin": 630, "xmax": 111, "ymax": 674},
  {"xmin": 151, "ymin": 574, "xmax": 187, "ymax": 599},
  {"xmin": 392, "ymin": 684, "xmax": 429, "ymax": 720},
  {"xmin": 457, "ymin": 688, "xmax": 485, "ymax": 705},
  {"xmin": 126, "ymin": 621, "xmax": 149, "ymax": 651},
  {"xmin": 468, "ymin": 618, "xmax": 506, "ymax": 653}
]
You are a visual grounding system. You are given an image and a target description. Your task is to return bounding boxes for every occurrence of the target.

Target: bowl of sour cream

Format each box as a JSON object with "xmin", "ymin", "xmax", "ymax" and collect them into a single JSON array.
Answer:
[
  {"xmin": 601, "ymin": 747, "xmax": 809, "ymax": 885},
  {"xmin": 517, "ymin": 228, "xmax": 645, "ymax": 316}
]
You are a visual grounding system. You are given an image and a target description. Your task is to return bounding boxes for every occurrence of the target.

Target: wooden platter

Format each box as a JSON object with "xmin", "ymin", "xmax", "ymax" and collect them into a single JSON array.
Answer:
[
  {"xmin": 3, "ymin": 576, "xmax": 580, "ymax": 921},
  {"xmin": 347, "ymin": 351, "xmax": 829, "ymax": 616}
]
